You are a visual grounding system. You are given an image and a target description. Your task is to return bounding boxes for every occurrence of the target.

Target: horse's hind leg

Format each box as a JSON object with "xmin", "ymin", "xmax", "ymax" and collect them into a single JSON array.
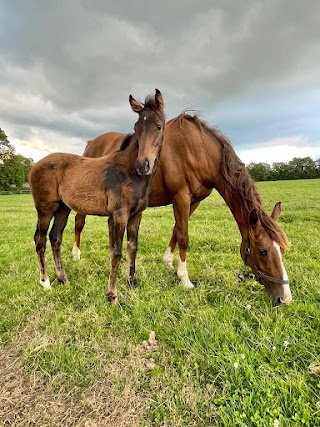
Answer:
[
  {"xmin": 49, "ymin": 203, "xmax": 71, "ymax": 284},
  {"xmin": 72, "ymin": 213, "xmax": 86, "ymax": 260},
  {"xmin": 126, "ymin": 213, "xmax": 142, "ymax": 288},
  {"xmin": 34, "ymin": 210, "xmax": 55, "ymax": 289}
]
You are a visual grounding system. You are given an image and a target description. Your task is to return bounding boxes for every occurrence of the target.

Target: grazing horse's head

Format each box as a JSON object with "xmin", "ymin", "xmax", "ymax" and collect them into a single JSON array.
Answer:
[
  {"xmin": 240, "ymin": 202, "xmax": 292, "ymax": 305},
  {"xmin": 129, "ymin": 89, "xmax": 165, "ymax": 176}
]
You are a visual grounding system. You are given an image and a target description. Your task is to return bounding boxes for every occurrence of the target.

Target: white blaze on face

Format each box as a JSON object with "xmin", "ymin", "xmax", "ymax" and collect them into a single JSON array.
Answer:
[{"xmin": 273, "ymin": 242, "xmax": 292, "ymax": 304}]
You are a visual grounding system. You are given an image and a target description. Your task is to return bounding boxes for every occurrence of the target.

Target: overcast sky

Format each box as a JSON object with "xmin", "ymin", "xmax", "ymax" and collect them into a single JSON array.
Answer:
[{"xmin": 1, "ymin": 0, "xmax": 319, "ymax": 164}]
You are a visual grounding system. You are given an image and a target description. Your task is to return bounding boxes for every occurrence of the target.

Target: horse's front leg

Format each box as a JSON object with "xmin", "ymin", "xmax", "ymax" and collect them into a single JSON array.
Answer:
[
  {"xmin": 107, "ymin": 214, "xmax": 127, "ymax": 303},
  {"xmin": 167, "ymin": 193, "xmax": 196, "ymax": 289},
  {"xmin": 126, "ymin": 213, "xmax": 142, "ymax": 288},
  {"xmin": 164, "ymin": 199, "xmax": 201, "ymax": 289}
]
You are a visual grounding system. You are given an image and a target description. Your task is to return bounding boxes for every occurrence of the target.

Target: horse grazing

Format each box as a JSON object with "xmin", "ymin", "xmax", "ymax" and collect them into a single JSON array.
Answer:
[
  {"xmin": 73, "ymin": 113, "xmax": 292, "ymax": 305},
  {"xmin": 29, "ymin": 89, "xmax": 165, "ymax": 303}
]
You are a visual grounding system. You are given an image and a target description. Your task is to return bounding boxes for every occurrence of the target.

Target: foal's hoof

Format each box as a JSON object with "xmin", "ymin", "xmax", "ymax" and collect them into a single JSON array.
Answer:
[
  {"xmin": 40, "ymin": 278, "xmax": 51, "ymax": 290},
  {"xmin": 57, "ymin": 274, "xmax": 68, "ymax": 285},
  {"xmin": 127, "ymin": 276, "xmax": 137, "ymax": 289},
  {"xmin": 107, "ymin": 293, "xmax": 118, "ymax": 304}
]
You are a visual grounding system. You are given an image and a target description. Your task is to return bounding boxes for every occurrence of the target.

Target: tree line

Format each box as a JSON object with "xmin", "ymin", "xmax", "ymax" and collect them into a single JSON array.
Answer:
[
  {"xmin": 246, "ymin": 157, "xmax": 320, "ymax": 181},
  {"xmin": 0, "ymin": 128, "xmax": 34, "ymax": 191}
]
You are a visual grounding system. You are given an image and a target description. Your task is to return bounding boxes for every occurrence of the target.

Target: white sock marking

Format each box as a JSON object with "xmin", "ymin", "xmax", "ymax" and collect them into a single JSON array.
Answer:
[
  {"xmin": 177, "ymin": 256, "xmax": 194, "ymax": 289},
  {"xmin": 40, "ymin": 276, "xmax": 51, "ymax": 290},
  {"xmin": 163, "ymin": 247, "xmax": 174, "ymax": 269},
  {"xmin": 72, "ymin": 243, "xmax": 81, "ymax": 260}
]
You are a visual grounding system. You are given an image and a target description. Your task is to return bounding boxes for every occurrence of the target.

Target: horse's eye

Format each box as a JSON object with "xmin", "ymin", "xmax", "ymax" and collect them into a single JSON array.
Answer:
[
  {"xmin": 259, "ymin": 249, "xmax": 268, "ymax": 257},
  {"xmin": 157, "ymin": 124, "xmax": 162, "ymax": 130}
]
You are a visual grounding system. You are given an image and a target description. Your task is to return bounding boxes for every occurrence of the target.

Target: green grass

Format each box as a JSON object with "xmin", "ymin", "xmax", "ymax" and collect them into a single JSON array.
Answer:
[{"xmin": 0, "ymin": 179, "xmax": 320, "ymax": 426}]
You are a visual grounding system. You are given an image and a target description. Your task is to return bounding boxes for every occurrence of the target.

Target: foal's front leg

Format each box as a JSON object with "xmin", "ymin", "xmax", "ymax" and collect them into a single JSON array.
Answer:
[
  {"xmin": 107, "ymin": 214, "xmax": 127, "ymax": 303},
  {"xmin": 126, "ymin": 213, "xmax": 142, "ymax": 288}
]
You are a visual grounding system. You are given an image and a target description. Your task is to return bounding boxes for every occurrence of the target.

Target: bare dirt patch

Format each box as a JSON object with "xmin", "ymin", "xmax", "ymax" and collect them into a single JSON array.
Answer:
[{"xmin": 0, "ymin": 324, "xmax": 148, "ymax": 426}]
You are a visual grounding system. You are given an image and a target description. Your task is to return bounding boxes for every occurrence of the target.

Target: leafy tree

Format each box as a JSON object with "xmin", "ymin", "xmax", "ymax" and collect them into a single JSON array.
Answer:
[
  {"xmin": 0, "ymin": 128, "xmax": 15, "ymax": 160},
  {"xmin": 0, "ymin": 156, "xmax": 25, "ymax": 190},
  {"xmin": 15, "ymin": 154, "xmax": 34, "ymax": 182},
  {"xmin": 288, "ymin": 157, "xmax": 317, "ymax": 179},
  {"xmin": 315, "ymin": 159, "xmax": 320, "ymax": 178},
  {"xmin": 272, "ymin": 162, "xmax": 290, "ymax": 180},
  {"xmin": 246, "ymin": 163, "xmax": 271, "ymax": 181},
  {"xmin": 0, "ymin": 127, "xmax": 34, "ymax": 190}
]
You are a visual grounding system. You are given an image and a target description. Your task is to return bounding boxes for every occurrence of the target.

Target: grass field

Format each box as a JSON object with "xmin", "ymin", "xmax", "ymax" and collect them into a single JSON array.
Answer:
[{"xmin": 0, "ymin": 179, "xmax": 320, "ymax": 426}]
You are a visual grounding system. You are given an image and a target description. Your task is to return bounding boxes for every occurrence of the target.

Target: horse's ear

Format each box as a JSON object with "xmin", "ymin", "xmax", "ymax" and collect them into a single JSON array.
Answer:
[
  {"xmin": 129, "ymin": 95, "xmax": 143, "ymax": 113},
  {"xmin": 249, "ymin": 208, "xmax": 260, "ymax": 228},
  {"xmin": 271, "ymin": 202, "xmax": 282, "ymax": 221},
  {"xmin": 155, "ymin": 89, "xmax": 164, "ymax": 114}
]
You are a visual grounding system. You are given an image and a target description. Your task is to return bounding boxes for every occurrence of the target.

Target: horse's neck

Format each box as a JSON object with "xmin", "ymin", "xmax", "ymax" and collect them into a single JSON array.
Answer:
[{"xmin": 214, "ymin": 179, "xmax": 260, "ymax": 238}]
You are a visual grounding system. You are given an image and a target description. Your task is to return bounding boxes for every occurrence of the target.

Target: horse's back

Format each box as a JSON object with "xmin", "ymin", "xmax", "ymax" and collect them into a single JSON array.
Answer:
[{"xmin": 84, "ymin": 132, "xmax": 125, "ymax": 158}]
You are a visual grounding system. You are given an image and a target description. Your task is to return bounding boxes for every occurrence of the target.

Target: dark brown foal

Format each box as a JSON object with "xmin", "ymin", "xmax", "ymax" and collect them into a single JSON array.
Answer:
[{"xmin": 29, "ymin": 89, "xmax": 165, "ymax": 302}]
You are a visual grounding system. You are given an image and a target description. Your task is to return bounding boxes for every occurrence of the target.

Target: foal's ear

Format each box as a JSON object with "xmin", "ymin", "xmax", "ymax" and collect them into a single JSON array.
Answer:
[
  {"xmin": 129, "ymin": 95, "xmax": 144, "ymax": 113},
  {"xmin": 271, "ymin": 201, "xmax": 282, "ymax": 221},
  {"xmin": 155, "ymin": 89, "xmax": 164, "ymax": 114},
  {"xmin": 249, "ymin": 208, "xmax": 260, "ymax": 228}
]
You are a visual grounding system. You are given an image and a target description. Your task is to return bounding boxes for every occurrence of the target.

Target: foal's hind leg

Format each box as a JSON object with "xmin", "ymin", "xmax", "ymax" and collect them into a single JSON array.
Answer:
[
  {"xmin": 72, "ymin": 213, "xmax": 86, "ymax": 260},
  {"xmin": 107, "ymin": 214, "xmax": 127, "ymax": 303},
  {"xmin": 49, "ymin": 203, "xmax": 71, "ymax": 284},
  {"xmin": 34, "ymin": 210, "xmax": 56, "ymax": 289},
  {"xmin": 126, "ymin": 213, "xmax": 142, "ymax": 288}
]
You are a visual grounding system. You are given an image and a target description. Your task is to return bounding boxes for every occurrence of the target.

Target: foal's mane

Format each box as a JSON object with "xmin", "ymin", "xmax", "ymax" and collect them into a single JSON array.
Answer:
[
  {"xmin": 174, "ymin": 113, "xmax": 289, "ymax": 249},
  {"xmin": 119, "ymin": 133, "xmax": 136, "ymax": 151},
  {"xmin": 139, "ymin": 94, "xmax": 162, "ymax": 113}
]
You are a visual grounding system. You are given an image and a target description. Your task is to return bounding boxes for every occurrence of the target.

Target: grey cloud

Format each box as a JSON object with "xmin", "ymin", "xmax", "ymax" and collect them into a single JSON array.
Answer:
[{"xmin": 0, "ymin": 0, "xmax": 319, "ymax": 157}]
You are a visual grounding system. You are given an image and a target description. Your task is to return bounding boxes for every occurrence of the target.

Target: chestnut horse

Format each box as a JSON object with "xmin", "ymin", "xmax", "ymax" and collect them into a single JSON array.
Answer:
[
  {"xmin": 74, "ymin": 113, "xmax": 292, "ymax": 305},
  {"xmin": 29, "ymin": 89, "xmax": 165, "ymax": 302}
]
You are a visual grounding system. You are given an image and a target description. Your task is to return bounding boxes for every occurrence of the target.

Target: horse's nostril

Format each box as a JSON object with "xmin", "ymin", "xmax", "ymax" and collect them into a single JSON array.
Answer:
[{"xmin": 145, "ymin": 159, "xmax": 150, "ymax": 172}]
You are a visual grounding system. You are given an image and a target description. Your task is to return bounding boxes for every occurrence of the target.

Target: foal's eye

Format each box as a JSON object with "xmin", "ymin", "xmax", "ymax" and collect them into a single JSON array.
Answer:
[
  {"xmin": 259, "ymin": 249, "xmax": 268, "ymax": 257},
  {"xmin": 156, "ymin": 124, "xmax": 162, "ymax": 131}
]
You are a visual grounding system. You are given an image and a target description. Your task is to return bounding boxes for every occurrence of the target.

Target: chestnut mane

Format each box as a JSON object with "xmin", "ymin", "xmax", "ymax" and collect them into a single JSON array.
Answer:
[{"xmin": 174, "ymin": 113, "xmax": 289, "ymax": 249}]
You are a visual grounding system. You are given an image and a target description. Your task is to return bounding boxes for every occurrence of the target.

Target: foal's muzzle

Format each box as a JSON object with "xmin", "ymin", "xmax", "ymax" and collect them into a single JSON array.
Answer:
[{"xmin": 136, "ymin": 158, "xmax": 151, "ymax": 175}]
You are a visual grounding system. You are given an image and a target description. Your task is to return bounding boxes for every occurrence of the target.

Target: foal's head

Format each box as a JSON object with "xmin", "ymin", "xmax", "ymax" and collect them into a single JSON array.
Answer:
[
  {"xmin": 129, "ymin": 89, "xmax": 165, "ymax": 176},
  {"xmin": 240, "ymin": 202, "xmax": 292, "ymax": 305}
]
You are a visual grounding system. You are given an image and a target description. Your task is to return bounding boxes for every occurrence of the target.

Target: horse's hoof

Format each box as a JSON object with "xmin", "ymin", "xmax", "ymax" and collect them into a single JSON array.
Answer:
[{"xmin": 181, "ymin": 279, "xmax": 194, "ymax": 289}]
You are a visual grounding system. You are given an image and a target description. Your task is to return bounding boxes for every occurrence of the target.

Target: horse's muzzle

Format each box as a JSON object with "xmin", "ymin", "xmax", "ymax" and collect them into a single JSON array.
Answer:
[{"xmin": 136, "ymin": 158, "xmax": 151, "ymax": 175}]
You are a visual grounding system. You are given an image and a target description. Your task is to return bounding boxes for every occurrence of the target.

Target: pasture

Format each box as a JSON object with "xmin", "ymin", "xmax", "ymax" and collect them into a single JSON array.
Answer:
[{"xmin": 0, "ymin": 179, "xmax": 319, "ymax": 426}]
